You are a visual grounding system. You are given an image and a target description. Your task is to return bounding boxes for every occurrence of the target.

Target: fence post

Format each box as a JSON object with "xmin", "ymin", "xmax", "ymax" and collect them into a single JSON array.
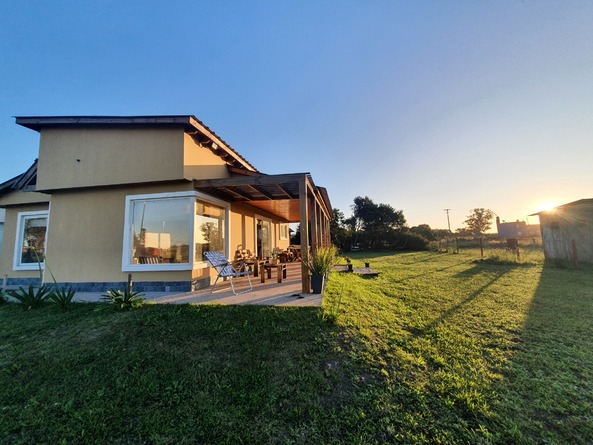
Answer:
[
  {"xmin": 480, "ymin": 238, "xmax": 484, "ymax": 258},
  {"xmin": 571, "ymin": 239, "xmax": 579, "ymax": 268},
  {"xmin": 127, "ymin": 273, "xmax": 133, "ymax": 292}
]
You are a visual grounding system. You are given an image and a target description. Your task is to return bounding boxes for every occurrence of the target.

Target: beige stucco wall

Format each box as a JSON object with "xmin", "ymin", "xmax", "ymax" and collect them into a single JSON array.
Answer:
[
  {"xmin": 0, "ymin": 203, "xmax": 50, "ymax": 279},
  {"xmin": 0, "ymin": 190, "xmax": 50, "ymax": 207},
  {"xmin": 183, "ymin": 133, "xmax": 230, "ymax": 180},
  {"xmin": 36, "ymin": 128, "xmax": 185, "ymax": 191},
  {"xmin": 1, "ymin": 186, "xmax": 293, "ymax": 286},
  {"xmin": 44, "ymin": 182, "xmax": 194, "ymax": 284}
]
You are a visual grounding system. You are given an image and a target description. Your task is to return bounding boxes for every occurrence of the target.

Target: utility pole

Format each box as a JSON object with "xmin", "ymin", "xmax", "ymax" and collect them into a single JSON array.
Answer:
[{"xmin": 444, "ymin": 209, "xmax": 451, "ymax": 233}]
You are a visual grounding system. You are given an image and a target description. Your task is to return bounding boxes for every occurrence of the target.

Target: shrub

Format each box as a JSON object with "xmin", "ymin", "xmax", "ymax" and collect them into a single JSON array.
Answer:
[
  {"xmin": 8, "ymin": 285, "xmax": 53, "ymax": 310},
  {"xmin": 391, "ymin": 232, "xmax": 430, "ymax": 251},
  {"xmin": 102, "ymin": 286, "xmax": 145, "ymax": 310}
]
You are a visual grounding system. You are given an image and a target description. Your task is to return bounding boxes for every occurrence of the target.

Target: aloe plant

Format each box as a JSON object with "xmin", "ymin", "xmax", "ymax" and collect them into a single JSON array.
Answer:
[{"xmin": 102, "ymin": 286, "xmax": 145, "ymax": 310}]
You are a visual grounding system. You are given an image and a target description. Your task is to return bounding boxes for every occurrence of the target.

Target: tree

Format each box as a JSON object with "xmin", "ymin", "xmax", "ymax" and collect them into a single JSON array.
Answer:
[
  {"xmin": 352, "ymin": 196, "xmax": 406, "ymax": 232},
  {"xmin": 329, "ymin": 208, "xmax": 350, "ymax": 249},
  {"xmin": 463, "ymin": 208, "xmax": 494, "ymax": 235},
  {"xmin": 351, "ymin": 196, "xmax": 406, "ymax": 249},
  {"xmin": 409, "ymin": 224, "xmax": 436, "ymax": 241}
]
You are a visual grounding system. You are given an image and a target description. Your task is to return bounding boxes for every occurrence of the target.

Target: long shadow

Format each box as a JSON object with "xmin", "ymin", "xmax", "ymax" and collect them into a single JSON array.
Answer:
[
  {"xmin": 424, "ymin": 265, "xmax": 512, "ymax": 331},
  {"xmin": 489, "ymin": 261, "xmax": 593, "ymax": 444},
  {"xmin": 389, "ymin": 259, "xmax": 475, "ymax": 284}
]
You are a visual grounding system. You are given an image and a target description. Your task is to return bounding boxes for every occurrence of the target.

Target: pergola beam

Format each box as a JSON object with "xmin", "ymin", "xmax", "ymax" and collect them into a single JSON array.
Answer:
[{"xmin": 194, "ymin": 173, "xmax": 309, "ymax": 189}]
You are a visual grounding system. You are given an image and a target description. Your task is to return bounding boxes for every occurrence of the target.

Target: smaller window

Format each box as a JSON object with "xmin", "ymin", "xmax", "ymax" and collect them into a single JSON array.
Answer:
[
  {"xmin": 14, "ymin": 211, "xmax": 48, "ymax": 270},
  {"xmin": 279, "ymin": 223, "xmax": 289, "ymax": 241}
]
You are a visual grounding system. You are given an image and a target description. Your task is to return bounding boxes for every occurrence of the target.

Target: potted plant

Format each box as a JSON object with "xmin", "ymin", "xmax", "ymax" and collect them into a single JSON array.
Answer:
[
  {"xmin": 345, "ymin": 257, "xmax": 353, "ymax": 271},
  {"xmin": 305, "ymin": 246, "xmax": 337, "ymax": 294}
]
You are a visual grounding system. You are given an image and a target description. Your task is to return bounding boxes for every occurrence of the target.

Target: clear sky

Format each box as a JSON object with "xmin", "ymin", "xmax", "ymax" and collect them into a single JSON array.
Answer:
[{"xmin": 1, "ymin": 1, "xmax": 592, "ymax": 230}]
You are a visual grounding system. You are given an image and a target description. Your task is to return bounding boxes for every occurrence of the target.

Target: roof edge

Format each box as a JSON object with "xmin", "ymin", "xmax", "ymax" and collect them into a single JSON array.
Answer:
[{"xmin": 15, "ymin": 115, "xmax": 258, "ymax": 173}]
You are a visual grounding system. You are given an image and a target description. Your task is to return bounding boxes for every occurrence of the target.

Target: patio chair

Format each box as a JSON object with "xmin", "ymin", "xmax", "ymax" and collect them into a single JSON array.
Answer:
[{"xmin": 204, "ymin": 251, "xmax": 253, "ymax": 295}]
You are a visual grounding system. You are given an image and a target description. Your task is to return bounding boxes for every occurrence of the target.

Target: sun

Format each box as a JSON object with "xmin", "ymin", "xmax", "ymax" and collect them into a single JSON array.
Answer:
[{"xmin": 536, "ymin": 201, "xmax": 558, "ymax": 212}]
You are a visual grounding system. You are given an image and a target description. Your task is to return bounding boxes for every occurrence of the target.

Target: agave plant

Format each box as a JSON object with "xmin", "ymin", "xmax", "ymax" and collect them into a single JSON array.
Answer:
[
  {"xmin": 8, "ymin": 285, "xmax": 53, "ymax": 310},
  {"xmin": 49, "ymin": 286, "xmax": 77, "ymax": 309},
  {"xmin": 102, "ymin": 286, "xmax": 145, "ymax": 310}
]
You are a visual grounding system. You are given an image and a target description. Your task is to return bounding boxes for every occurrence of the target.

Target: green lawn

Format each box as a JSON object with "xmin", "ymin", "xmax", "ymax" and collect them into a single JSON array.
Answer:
[{"xmin": 1, "ymin": 249, "xmax": 592, "ymax": 444}]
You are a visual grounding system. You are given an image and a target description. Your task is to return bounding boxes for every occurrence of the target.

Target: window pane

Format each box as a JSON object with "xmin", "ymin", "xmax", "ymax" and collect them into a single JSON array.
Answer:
[
  {"xmin": 21, "ymin": 217, "xmax": 47, "ymax": 264},
  {"xmin": 131, "ymin": 199, "xmax": 190, "ymax": 264},
  {"xmin": 195, "ymin": 200, "xmax": 225, "ymax": 261}
]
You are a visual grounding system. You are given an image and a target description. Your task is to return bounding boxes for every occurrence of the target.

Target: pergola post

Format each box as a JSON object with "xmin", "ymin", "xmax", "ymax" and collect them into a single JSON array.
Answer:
[
  {"xmin": 311, "ymin": 198, "xmax": 319, "ymax": 253},
  {"xmin": 299, "ymin": 178, "xmax": 310, "ymax": 293}
]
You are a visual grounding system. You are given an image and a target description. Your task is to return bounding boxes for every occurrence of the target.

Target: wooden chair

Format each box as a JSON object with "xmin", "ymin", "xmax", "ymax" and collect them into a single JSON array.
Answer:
[{"xmin": 204, "ymin": 251, "xmax": 252, "ymax": 295}]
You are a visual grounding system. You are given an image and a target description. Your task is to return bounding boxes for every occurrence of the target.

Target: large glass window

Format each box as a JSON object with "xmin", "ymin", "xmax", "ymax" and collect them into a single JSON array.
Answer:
[
  {"xmin": 195, "ymin": 200, "xmax": 225, "ymax": 263},
  {"xmin": 123, "ymin": 192, "xmax": 229, "ymax": 271},
  {"xmin": 131, "ymin": 198, "xmax": 191, "ymax": 264},
  {"xmin": 14, "ymin": 211, "xmax": 48, "ymax": 270}
]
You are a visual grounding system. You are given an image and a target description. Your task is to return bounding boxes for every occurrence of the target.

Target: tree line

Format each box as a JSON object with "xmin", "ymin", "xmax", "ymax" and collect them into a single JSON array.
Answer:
[{"xmin": 292, "ymin": 196, "xmax": 495, "ymax": 252}]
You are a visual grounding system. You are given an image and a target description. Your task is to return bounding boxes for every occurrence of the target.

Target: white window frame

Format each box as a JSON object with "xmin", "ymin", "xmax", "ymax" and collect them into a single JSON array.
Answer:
[
  {"xmin": 13, "ymin": 210, "xmax": 49, "ymax": 271},
  {"xmin": 122, "ymin": 191, "xmax": 230, "ymax": 272}
]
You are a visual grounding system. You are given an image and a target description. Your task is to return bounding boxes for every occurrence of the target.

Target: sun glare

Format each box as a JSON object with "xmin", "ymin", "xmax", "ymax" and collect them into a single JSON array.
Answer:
[{"xmin": 536, "ymin": 202, "xmax": 558, "ymax": 212}]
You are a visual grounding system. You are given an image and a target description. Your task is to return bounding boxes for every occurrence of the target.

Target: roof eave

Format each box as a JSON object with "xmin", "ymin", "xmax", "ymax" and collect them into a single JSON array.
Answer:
[{"xmin": 15, "ymin": 115, "xmax": 259, "ymax": 173}]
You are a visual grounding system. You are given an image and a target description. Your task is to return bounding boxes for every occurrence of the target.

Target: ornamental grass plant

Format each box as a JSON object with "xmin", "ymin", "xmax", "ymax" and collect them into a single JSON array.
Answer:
[{"xmin": 304, "ymin": 245, "xmax": 338, "ymax": 276}]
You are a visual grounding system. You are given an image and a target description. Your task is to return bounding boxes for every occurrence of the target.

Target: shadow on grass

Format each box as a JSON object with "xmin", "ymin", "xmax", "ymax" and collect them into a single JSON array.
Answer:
[
  {"xmin": 0, "ymin": 302, "xmax": 365, "ymax": 444},
  {"xmin": 425, "ymin": 265, "xmax": 513, "ymax": 331},
  {"xmin": 489, "ymin": 262, "xmax": 593, "ymax": 444},
  {"xmin": 390, "ymin": 259, "xmax": 475, "ymax": 284}
]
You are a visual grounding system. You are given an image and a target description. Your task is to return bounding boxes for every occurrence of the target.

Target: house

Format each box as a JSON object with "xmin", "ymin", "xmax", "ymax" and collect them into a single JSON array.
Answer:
[
  {"xmin": 531, "ymin": 199, "xmax": 593, "ymax": 263},
  {"xmin": 0, "ymin": 208, "xmax": 5, "ymax": 266},
  {"xmin": 0, "ymin": 116, "xmax": 333, "ymax": 293},
  {"xmin": 495, "ymin": 217, "xmax": 540, "ymax": 240}
]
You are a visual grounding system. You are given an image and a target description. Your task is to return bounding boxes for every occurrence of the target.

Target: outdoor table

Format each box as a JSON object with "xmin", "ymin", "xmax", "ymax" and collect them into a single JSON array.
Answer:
[{"xmin": 260, "ymin": 263, "xmax": 287, "ymax": 283}]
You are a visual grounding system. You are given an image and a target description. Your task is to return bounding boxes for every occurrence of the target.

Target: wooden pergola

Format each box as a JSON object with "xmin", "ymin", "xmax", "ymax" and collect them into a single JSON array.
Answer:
[{"xmin": 193, "ymin": 172, "xmax": 333, "ymax": 293}]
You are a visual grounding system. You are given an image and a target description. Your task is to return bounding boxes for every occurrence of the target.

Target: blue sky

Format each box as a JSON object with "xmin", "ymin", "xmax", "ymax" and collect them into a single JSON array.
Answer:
[{"xmin": 1, "ymin": 1, "xmax": 592, "ymax": 230}]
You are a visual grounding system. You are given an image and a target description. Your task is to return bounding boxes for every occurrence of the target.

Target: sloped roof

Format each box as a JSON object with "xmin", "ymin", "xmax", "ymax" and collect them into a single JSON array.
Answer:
[
  {"xmin": 15, "ymin": 115, "xmax": 258, "ymax": 172},
  {"xmin": 0, "ymin": 159, "xmax": 38, "ymax": 195},
  {"xmin": 530, "ymin": 198, "xmax": 593, "ymax": 216}
]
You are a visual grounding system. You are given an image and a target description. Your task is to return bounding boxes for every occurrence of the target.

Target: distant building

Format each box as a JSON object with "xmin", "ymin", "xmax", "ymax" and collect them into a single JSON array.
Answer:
[
  {"xmin": 495, "ymin": 217, "xmax": 540, "ymax": 240},
  {"xmin": 531, "ymin": 199, "xmax": 593, "ymax": 263}
]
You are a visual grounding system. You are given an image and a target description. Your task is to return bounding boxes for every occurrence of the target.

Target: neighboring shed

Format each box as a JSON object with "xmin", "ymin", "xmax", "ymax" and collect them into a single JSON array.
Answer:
[
  {"xmin": 495, "ymin": 216, "xmax": 540, "ymax": 240},
  {"xmin": 531, "ymin": 199, "xmax": 593, "ymax": 263}
]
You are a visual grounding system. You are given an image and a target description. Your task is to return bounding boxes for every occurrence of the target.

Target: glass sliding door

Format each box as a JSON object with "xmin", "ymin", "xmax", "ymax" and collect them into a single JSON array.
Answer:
[{"xmin": 256, "ymin": 217, "xmax": 272, "ymax": 260}]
